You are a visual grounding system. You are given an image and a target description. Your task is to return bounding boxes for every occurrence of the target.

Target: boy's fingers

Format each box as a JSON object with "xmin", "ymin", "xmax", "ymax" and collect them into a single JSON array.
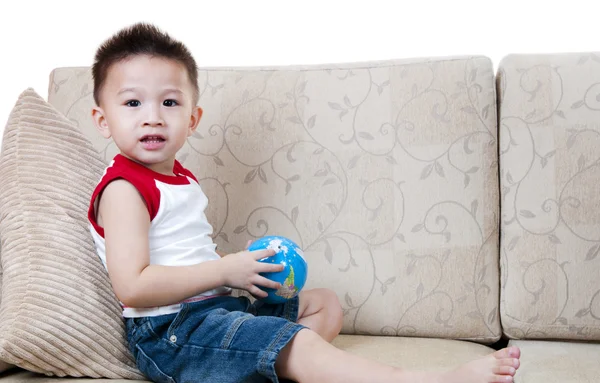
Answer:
[
  {"xmin": 255, "ymin": 276, "xmax": 281, "ymax": 290},
  {"xmin": 259, "ymin": 262, "xmax": 285, "ymax": 273},
  {"xmin": 249, "ymin": 285, "xmax": 268, "ymax": 298},
  {"xmin": 252, "ymin": 248, "xmax": 276, "ymax": 260}
]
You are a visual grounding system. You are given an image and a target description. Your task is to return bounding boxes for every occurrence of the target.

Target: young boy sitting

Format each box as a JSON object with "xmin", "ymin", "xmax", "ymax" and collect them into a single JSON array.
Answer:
[{"xmin": 88, "ymin": 22, "xmax": 521, "ymax": 383}]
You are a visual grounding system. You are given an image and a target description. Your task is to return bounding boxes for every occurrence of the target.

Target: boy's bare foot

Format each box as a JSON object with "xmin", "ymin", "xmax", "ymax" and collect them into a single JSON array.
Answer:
[
  {"xmin": 439, "ymin": 346, "xmax": 521, "ymax": 383},
  {"xmin": 399, "ymin": 346, "xmax": 520, "ymax": 383}
]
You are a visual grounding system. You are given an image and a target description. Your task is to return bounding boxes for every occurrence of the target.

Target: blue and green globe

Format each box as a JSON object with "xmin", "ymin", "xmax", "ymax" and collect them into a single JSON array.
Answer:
[{"xmin": 248, "ymin": 236, "xmax": 308, "ymax": 304}]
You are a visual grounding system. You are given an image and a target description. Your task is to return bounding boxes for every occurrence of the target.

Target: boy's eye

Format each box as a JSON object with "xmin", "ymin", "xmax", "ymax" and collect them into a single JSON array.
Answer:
[
  {"xmin": 125, "ymin": 100, "xmax": 140, "ymax": 107},
  {"xmin": 163, "ymin": 99, "xmax": 178, "ymax": 107}
]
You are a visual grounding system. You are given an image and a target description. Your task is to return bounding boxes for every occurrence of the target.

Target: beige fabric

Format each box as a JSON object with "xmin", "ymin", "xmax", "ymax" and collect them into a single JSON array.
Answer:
[
  {"xmin": 508, "ymin": 340, "xmax": 600, "ymax": 382},
  {"xmin": 0, "ymin": 89, "xmax": 143, "ymax": 379},
  {"xmin": 0, "ymin": 335, "xmax": 493, "ymax": 382},
  {"xmin": 48, "ymin": 56, "xmax": 501, "ymax": 342},
  {"xmin": 0, "ymin": 110, "xmax": 14, "ymax": 375},
  {"xmin": 332, "ymin": 335, "xmax": 494, "ymax": 370},
  {"xmin": 498, "ymin": 53, "xmax": 600, "ymax": 340},
  {"xmin": 0, "ymin": 233, "xmax": 13, "ymax": 373},
  {"xmin": 0, "ymin": 369, "xmax": 143, "ymax": 383}
]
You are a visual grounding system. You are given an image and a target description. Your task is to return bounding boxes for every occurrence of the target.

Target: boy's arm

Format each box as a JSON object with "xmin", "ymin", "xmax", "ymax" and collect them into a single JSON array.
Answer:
[{"xmin": 99, "ymin": 179, "xmax": 226, "ymax": 308}]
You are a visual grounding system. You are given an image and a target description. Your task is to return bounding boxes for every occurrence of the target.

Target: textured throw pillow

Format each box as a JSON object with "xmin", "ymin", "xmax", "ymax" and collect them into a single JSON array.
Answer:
[
  {"xmin": 0, "ymin": 233, "xmax": 13, "ymax": 373},
  {"xmin": 0, "ymin": 89, "xmax": 143, "ymax": 379}
]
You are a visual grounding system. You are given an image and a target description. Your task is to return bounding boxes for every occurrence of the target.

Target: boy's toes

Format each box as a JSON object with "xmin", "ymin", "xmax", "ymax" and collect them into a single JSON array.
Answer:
[
  {"xmin": 498, "ymin": 358, "xmax": 520, "ymax": 368},
  {"xmin": 493, "ymin": 346, "xmax": 521, "ymax": 360},
  {"xmin": 492, "ymin": 375, "xmax": 513, "ymax": 383},
  {"xmin": 493, "ymin": 366, "xmax": 516, "ymax": 376}
]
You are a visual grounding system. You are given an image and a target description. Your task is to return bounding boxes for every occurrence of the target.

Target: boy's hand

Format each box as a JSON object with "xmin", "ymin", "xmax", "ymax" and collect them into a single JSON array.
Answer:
[{"xmin": 219, "ymin": 248, "xmax": 284, "ymax": 298}]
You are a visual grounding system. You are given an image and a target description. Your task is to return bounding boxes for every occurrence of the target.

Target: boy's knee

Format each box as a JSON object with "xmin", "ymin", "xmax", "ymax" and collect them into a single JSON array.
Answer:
[{"xmin": 319, "ymin": 288, "xmax": 343, "ymax": 332}]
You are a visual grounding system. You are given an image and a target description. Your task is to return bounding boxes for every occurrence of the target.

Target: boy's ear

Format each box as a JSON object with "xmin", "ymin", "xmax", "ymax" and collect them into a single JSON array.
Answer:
[
  {"xmin": 92, "ymin": 107, "xmax": 112, "ymax": 139},
  {"xmin": 188, "ymin": 106, "xmax": 203, "ymax": 136}
]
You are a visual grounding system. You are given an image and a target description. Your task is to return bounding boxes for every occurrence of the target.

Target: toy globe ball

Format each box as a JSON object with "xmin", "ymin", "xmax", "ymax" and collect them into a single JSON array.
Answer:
[{"xmin": 247, "ymin": 235, "xmax": 308, "ymax": 304}]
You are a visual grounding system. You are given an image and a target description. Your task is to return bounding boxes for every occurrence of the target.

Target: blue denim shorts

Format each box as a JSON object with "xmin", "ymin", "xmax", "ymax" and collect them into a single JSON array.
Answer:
[{"xmin": 125, "ymin": 295, "xmax": 306, "ymax": 383}]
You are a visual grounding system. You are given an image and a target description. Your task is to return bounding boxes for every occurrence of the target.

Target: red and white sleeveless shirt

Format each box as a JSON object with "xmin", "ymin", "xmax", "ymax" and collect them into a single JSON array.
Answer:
[{"xmin": 88, "ymin": 154, "xmax": 230, "ymax": 317}]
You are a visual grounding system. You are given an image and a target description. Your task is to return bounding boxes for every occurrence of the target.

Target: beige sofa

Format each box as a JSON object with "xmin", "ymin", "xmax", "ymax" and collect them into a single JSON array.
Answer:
[{"xmin": 0, "ymin": 53, "xmax": 599, "ymax": 382}]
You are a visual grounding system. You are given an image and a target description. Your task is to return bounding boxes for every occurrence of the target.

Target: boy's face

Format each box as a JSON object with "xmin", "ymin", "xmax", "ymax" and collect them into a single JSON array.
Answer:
[{"xmin": 92, "ymin": 55, "xmax": 202, "ymax": 174}]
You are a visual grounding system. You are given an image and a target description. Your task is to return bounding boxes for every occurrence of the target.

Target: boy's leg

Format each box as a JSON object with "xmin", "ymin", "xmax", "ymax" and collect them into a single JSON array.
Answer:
[
  {"xmin": 275, "ymin": 328, "xmax": 521, "ymax": 383},
  {"xmin": 296, "ymin": 288, "xmax": 343, "ymax": 342}
]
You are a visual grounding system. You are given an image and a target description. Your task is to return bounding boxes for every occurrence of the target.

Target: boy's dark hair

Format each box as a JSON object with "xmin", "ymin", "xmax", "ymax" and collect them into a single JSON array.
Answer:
[{"xmin": 92, "ymin": 22, "xmax": 199, "ymax": 106}]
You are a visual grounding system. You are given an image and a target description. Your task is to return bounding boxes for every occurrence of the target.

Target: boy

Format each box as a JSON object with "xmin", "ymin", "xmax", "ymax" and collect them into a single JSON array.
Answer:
[{"xmin": 88, "ymin": 22, "xmax": 520, "ymax": 383}]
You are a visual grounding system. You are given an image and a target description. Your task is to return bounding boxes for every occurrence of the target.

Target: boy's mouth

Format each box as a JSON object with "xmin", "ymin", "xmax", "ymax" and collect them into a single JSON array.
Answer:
[
  {"xmin": 140, "ymin": 134, "xmax": 167, "ymax": 150},
  {"xmin": 140, "ymin": 134, "xmax": 166, "ymax": 143}
]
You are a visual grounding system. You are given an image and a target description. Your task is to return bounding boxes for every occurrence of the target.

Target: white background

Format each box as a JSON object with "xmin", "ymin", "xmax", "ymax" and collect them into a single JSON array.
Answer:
[{"xmin": 0, "ymin": 0, "xmax": 596, "ymax": 148}]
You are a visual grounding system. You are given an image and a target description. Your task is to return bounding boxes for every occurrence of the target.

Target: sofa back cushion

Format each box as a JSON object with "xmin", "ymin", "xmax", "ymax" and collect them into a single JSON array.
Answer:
[
  {"xmin": 498, "ymin": 53, "xmax": 600, "ymax": 340},
  {"xmin": 49, "ymin": 57, "xmax": 501, "ymax": 343}
]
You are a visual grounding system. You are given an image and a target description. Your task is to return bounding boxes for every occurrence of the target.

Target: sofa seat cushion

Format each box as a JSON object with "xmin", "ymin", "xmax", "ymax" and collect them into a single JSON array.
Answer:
[
  {"xmin": 0, "ymin": 335, "xmax": 495, "ymax": 382},
  {"xmin": 0, "ymin": 368, "xmax": 145, "ymax": 383},
  {"xmin": 332, "ymin": 334, "xmax": 494, "ymax": 370},
  {"xmin": 509, "ymin": 340, "xmax": 600, "ymax": 382},
  {"xmin": 0, "ymin": 368, "xmax": 144, "ymax": 383}
]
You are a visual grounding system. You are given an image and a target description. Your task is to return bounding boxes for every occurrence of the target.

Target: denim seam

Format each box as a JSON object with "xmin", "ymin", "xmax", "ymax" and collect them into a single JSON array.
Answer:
[
  {"xmin": 266, "ymin": 322, "xmax": 296, "ymax": 355},
  {"xmin": 257, "ymin": 321, "xmax": 300, "ymax": 379},
  {"xmin": 167, "ymin": 304, "xmax": 189, "ymax": 338},
  {"xmin": 286, "ymin": 298, "xmax": 300, "ymax": 322},
  {"xmin": 135, "ymin": 344, "xmax": 176, "ymax": 383},
  {"xmin": 145, "ymin": 320, "xmax": 169, "ymax": 345},
  {"xmin": 138, "ymin": 320, "xmax": 153, "ymax": 339},
  {"xmin": 283, "ymin": 300, "xmax": 291, "ymax": 320},
  {"xmin": 179, "ymin": 343, "xmax": 261, "ymax": 354},
  {"xmin": 221, "ymin": 314, "xmax": 251, "ymax": 349},
  {"xmin": 284, "ymin": 298, "xmax": 298, "ymax": 321}
]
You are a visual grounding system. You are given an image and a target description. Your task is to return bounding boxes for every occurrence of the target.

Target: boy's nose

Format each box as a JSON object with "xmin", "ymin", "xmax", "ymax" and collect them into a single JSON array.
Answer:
[
  {"xmin": 143, "ymin": 119, "xmax": 165, "ymax": 127},
  {"xmin": 143, "ymin": 107, "xmax": 165, "ymax": 127}
]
